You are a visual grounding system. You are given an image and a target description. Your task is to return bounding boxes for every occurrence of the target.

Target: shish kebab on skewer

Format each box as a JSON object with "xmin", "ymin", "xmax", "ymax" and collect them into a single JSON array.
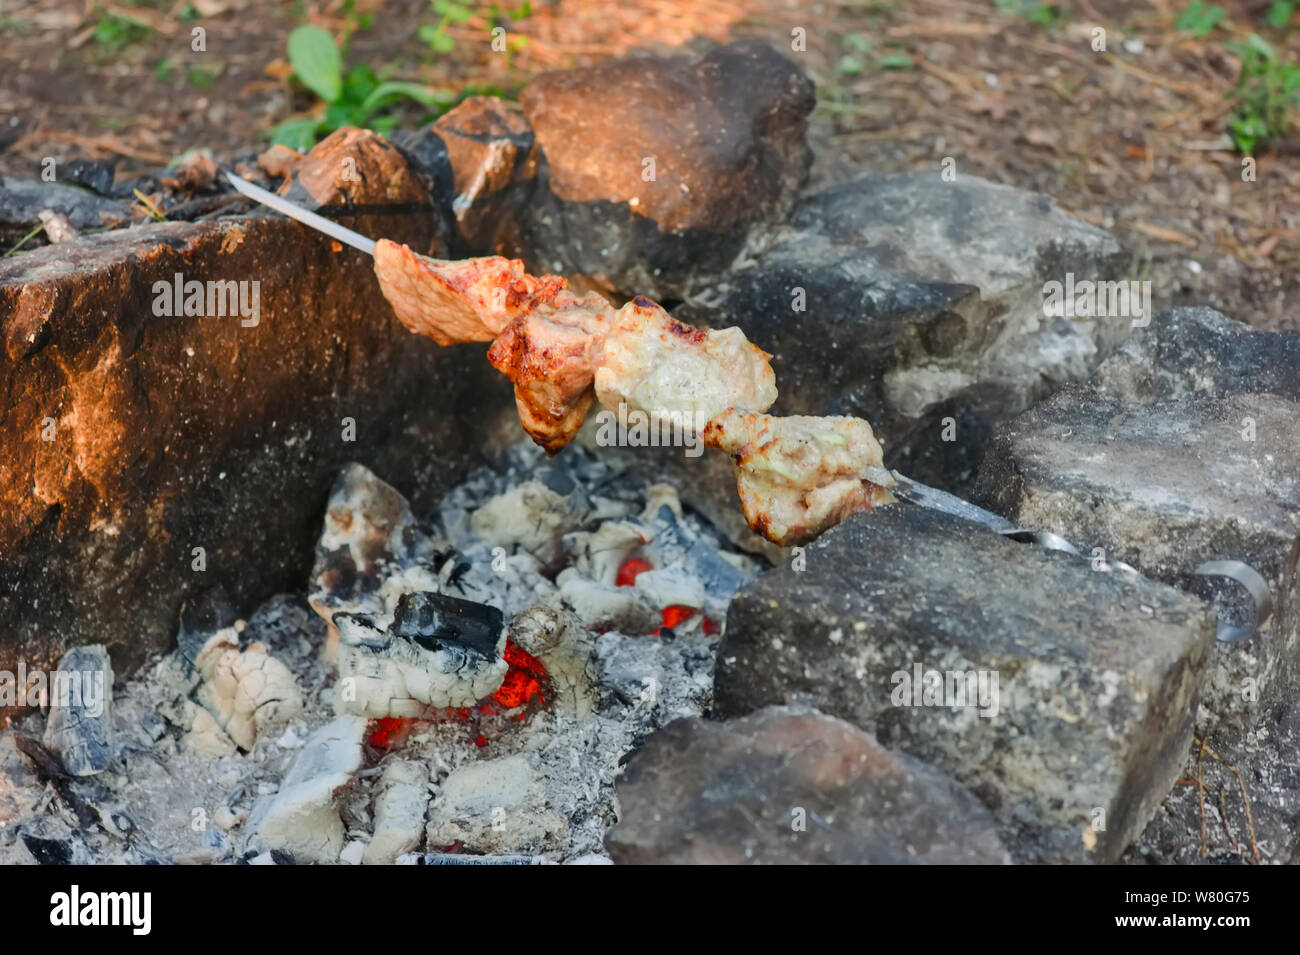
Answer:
[
  {"xmin": 212, "ymin": 174, "xmax": 1281, "ymax": 646},
  {"xmin": 223, "ymin": 171, "xmax": 1013, "ymax": 548}
]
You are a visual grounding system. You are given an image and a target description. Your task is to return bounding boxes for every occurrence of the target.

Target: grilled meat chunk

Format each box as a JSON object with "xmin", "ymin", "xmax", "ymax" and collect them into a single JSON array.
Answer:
[
  {"xmin": 594, "ymin": 296, "xmax": 777, "ymax": 432},
  {"xmin": 703, "ymin": 409, "xmax": 895, "ymax": 546},
  {"xmin": 373, "ymin": 238, "xmax": 571, "ymax": 346},
  {"xmin": 486, "ymin": 293, "xmax": 611, "ymax": 453}
]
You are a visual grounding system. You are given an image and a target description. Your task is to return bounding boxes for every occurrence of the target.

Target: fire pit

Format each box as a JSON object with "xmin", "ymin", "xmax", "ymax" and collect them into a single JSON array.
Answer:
[
  {"xmin": 0, "ymin": 443, "xmax": 756, "ymax": 864},
  {"xmin": 2, "ymin": 33, "xmax": 1298, "ymax": 869}
]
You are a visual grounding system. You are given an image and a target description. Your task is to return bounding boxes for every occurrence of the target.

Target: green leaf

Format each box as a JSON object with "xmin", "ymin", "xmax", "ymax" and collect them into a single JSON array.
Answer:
[
  {"xmin": 1246, "ymin": 32, "xmax": 1277, "ymax": 58},
  {"xmin": 287, "ymin": 25, "xmax": 343, "ymax": 103},
  {"xmin": 837, "ymin": 54, "xmax": 866, "ymax": 76},
  {"xmin": 434, "ymin": 0, "xmax": 473, "ymax": 22},
  {"xmin": 1266, "ymin": 1, "xmax": 1294, "ymax": 28},
  {"xmin": 510, "ymin": 1, "xmax": 533, "ymax": 20},
  {"xmin": 877, "ymin": 52, "xmax": 914, "ymax": 70},
  {"xmin": 342, "ymin": 65, "xmax": 379, "ymax": 104},
  {"xmin": 324, "ymin": 100, "xmax": 363, "ymax": 130},
  {"xmin": 358, "ymin": 81, "xmax": 457, "ymax": 118},
  {"xmin": 1176, "ymin": 1, "xmax": 1226, "ymax": 38},
  {"xmin": 842, "ymin": 32, "xmax": 874, "ymax": 53},
  {"xmin": 269, "ymin": 116, "xmax": 322, "ymax": 152},
  {"xmin": 419, "ymin": 22, "xmax": 457, "ymax": 53}
]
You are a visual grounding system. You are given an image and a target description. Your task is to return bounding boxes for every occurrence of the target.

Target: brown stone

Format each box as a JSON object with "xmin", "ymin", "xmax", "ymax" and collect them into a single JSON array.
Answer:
[
  {"xmin": 515, "ymin": 40, "xmax": 815, "ymax": 298},
  {"xmin": 605, "ymin": 706, "xmax": 1010, "ymax": 864},
  {"xmin": 521, "ymin": 41, "xmax": 811, "ymax": 234},
  {"xmin": 430, "ymin": 98, "xmax": 538, "ymax": 254},
  {"xmin": 280, "ymin": 126, "xmax": 429, "ymax": 209}
]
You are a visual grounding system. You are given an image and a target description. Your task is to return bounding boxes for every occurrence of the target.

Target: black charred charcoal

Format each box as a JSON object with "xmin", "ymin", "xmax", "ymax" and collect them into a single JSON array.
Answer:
[
  {"xmin": 391, "ymin": 592, "xmax": 502, "ymax": 660},
  {"xmin": 20, "ymin": 833, "xmax": 73, "ymax": 865},
  {"xmin": 42, "ymin": 644, "xmax": 114, "ymax": 778},
  {"xmin": 535, "ymin": 462, "xmax": 576, "ymax": 496},
  {"xmin": 333, "ymin": 612, "xmax": 388, "ymax": 649},
  {"xmin": 62, "ymin": 159, "xmax": 116, "ymax": 196},
  {"xmin": 242, "ymin": 594, "xmax": 328, "ymax": 652}
]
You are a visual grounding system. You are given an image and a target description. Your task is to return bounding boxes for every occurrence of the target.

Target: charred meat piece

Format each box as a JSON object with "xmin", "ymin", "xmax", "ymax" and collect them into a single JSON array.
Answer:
[
  {"xmin": 594, "ymin": 296, "xmax": 777, "ymax": 431},
  {"xmin": 373, "ymin": 238, "xmax": 573, "ymax": 346},
  {"xmin": 703, "ymin": 409, "xmax": 895, "ymax": 546},
  {"xmin": 486, "ymin": 292, "xmax": 611, "ymax": 453}
]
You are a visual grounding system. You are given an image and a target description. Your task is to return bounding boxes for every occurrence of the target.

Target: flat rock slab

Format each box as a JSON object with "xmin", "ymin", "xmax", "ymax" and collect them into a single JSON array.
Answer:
[
  {"xmin": 975, "ymin": 308, "xmax": 1300, "ymax": 731},
  {"xmin": 605, "ymin": 706, "xmax": 1010, "ymax": 864},
  {"xmin": 975, "ymin": 385, "xmax": 1300, "ymax": 719},
  {"xmin": 713, "ymin": 506, "xmax": 1214, "ymax": 863}
]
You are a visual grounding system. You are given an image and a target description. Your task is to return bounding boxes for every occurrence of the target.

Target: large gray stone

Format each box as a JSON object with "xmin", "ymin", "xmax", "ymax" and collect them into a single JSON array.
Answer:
[
  {"xmin": 1092, "ymin": 305, "xmax": 1300, "ymax": 404},
  {"xmin": 677, "ymin": 173, "xmax": 1129, "ymax": 492},
  {"xmin": 974, "ymin": 306, "xmax": 1300, "ymax": 863},
  {"xmin": 713, "ymin": 505, "xmax": 1214, "ymax": 864},
  {"xmin": 606, "ymin": 706, "xmax": 1010, "ymax": 865},
  {"xmin": 974, "ymin": 308, "xmax": 1300, "ymax": 733},
  {"xmin": 974, "ymin": 385, "xmax": 1300, "ymax": 723}
]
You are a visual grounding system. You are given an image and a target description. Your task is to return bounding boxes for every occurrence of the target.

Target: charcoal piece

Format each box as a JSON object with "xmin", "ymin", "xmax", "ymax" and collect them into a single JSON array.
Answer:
[
  {"xmin": 13, "ymin": 735, "xmax": 99, "ymax": 829},
  {"xmin": 42, "ymin": 644, "xmax": 114, "ymax": 777},
  {"xmin": 535, "ymin": 462, "xmax": 576, "ymax": 496},
  {"xmin": 243, "ymin": 594, "xmax": 328, "ymax": 652},
  {"xmin": 391, "ymin": 591, "xmax": 503, "ymax": 660},
  {"xmin": 126, "ymin": 843, "xmax": 172, "ymax": 865},
  {"xmin": 139, "ymin": 708, "xmax": 168, "ymax": 742},
  {"xmin": 684, "ymin": 538, "xmax": 749, "ymax": 602},
  {"xmin": 0, "ymin": 179, "xmax": 131, "ymax": 232},
  {"xmin": 62, "ymin": 159, "xmax": 116, "ymax": 196},
  {"xmin": 650, "ymin": 505, "xmax": 750, "ymax": 605},
  {"xmin": 21, "ymin": 833, "xmax": 73, "ymax": 865}
]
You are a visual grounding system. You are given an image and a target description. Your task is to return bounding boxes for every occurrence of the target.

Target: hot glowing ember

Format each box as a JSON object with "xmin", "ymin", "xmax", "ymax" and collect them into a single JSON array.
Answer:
[
  {"xmin": 487, "ymin": 640, "xmax": 550, "ymax": 714},
  {"xmin": 660, "ymin": 605, "xmax": 695, "ymax": 630},
  {"xmin": 366, "ymin": 717, "xmax": 415, "ymax": 752},
  {"xmin": 616, "ymin": 556, "xmax": 653, "ymax": 587}
]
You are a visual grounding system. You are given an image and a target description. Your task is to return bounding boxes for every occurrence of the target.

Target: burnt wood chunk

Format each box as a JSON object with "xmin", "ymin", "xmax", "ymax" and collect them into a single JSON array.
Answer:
[{"xmin": 392, "ymin": 591, "xmax": 503, "ymax": 660}]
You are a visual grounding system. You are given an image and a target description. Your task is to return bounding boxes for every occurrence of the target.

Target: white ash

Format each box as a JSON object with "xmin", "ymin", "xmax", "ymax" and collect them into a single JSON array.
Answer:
[{"xmin": 0, "ymin": 443, "xmax": 757, "ymax": 864}]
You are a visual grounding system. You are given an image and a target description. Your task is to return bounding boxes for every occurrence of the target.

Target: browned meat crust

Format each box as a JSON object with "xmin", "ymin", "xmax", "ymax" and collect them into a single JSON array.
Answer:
[{"xmin": 703, "ymin": 408, "xmax": 895, "ymax": 546}]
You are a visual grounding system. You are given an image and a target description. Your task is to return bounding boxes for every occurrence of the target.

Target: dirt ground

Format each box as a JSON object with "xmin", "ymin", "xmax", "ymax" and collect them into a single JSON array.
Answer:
[{"xmin": 1, "ymin": 0, "xmax": 1297, "ymax": 329}]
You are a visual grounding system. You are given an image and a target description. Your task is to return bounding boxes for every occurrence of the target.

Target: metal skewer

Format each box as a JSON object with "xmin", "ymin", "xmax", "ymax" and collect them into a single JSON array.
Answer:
[
  {"xmin": 226, "ymin": 172, "xmax": 1272, "ymax": 644},
  {"xmin": 224, "ymin": 171, "xmax": 377, "ymax": 256}
]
